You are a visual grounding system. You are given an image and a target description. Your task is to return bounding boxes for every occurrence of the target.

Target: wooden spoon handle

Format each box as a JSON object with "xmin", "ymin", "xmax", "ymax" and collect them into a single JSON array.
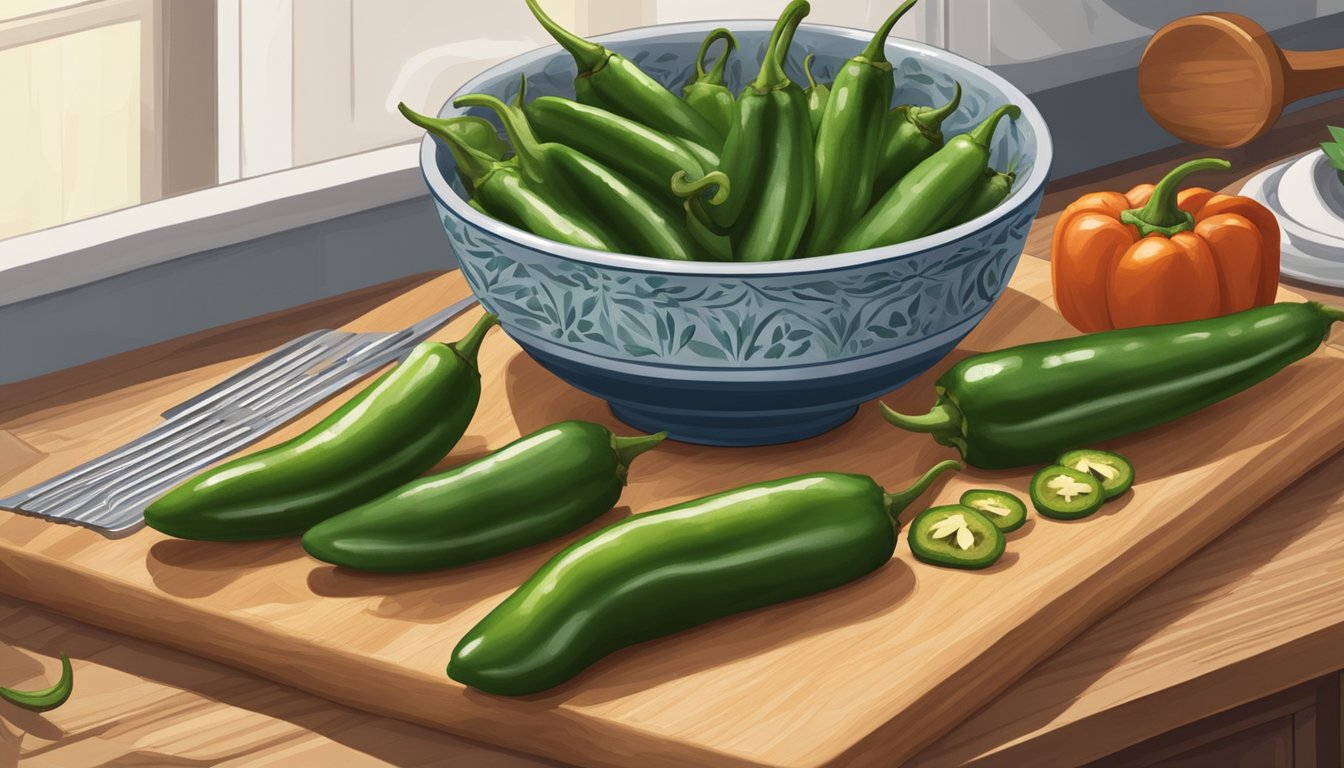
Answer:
[{"xmin": 1282, "ymin": 48, "xmax": 1344, "ymax": 104}]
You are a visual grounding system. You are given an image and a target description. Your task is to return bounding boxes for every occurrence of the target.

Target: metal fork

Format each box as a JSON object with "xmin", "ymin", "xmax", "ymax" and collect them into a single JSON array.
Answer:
[{"xmin": 0, "ymin": 296, "xmax": 480, "ymax": 536}]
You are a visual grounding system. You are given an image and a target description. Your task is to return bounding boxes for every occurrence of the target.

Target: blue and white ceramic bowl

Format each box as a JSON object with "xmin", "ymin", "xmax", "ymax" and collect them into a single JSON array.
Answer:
[{"xmin": 420, "ymin": 21, "xmax": 1052, "ymax": 446}]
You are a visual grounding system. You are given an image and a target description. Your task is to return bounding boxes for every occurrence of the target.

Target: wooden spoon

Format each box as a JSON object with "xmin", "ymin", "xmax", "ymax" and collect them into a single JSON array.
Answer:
[{"xmin": 1138, "ymin": 13, "xmax": 1344, "ymax": 148}]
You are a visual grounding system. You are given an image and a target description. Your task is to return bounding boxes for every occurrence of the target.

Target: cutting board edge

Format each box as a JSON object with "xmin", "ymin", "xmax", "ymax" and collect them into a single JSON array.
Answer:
[
  {"xmin": 0, "ymin": 546, "xmax": 784, "ymax": 768},
  {"xmin": 823, "ymin": 424, "xmax": 1344, "ymax": 768}
]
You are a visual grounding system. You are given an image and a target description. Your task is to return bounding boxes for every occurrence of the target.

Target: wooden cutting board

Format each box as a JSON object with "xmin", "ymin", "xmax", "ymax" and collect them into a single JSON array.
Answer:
[{"xmin": 1, "ymin": 257, "xmax": 1341, "ymax": 768}]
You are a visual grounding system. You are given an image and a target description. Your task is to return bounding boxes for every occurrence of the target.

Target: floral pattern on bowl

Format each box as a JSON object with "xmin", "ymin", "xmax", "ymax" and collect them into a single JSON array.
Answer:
[{"xmin": 419, "ymin": 21, "xmax": 1053, "ymax": 445}]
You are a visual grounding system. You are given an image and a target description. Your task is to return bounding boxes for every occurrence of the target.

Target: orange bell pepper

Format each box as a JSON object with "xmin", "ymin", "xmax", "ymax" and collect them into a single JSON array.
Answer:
[{"xmin": 1051, "ymin": 158, "xmax": 1280, "ymax": 332}]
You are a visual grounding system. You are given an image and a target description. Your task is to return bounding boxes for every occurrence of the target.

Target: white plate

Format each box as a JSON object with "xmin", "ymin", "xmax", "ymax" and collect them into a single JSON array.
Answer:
[{"xmin": 1239, "ymin": 151, "xmax": 1344, "ymax": 289}]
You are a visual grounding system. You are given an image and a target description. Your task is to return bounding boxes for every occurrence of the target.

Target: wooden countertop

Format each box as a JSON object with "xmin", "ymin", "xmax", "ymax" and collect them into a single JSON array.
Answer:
[{"xmin": 4, "ymin": 100, "xmax": 1344, "ymax": 767}]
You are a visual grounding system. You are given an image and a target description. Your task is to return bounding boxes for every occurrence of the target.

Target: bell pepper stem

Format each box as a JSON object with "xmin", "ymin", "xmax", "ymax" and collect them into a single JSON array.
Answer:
[
  {"xmin": 524, "ymin": 0, "xmax": 607, "ymax": 73},
  {"xmin": 696, "ymin": 28, "xmax": 737, "ymax": 84},
  {"xmin": 883, "ymin": 460, "xmax": 962, "ymax": 522},
  {"xmin": 398, "ymin": 103, "xmax": 497, "ymax": 183},
  {"xmin": 860, "ymin": 0, "xmax": 920, "ymax": 65},
  {"xmin": 1, "ymin": 653, "xmax": 73, "ymax": 712},
  {"xmin": 450, "ymin": 312, "xmax": 500, "ymax": 366},
  {"xmin": 1120, "ymin": 157, "xmax": 1232, "ymax": 237},
  {"xmin": 753, "ymin": 0, "xmax": 810, "ymax": 92},
  {"xmin": 967, "ymin": 104, "xmax": 1021, "ymax": 148},
  {"xmin": 671, "ymin": 170, "xmax": 731, "ymax": 206},
  {"xmin": 612, "ymin": 432, "xmax": 668, "ymax": 484}
]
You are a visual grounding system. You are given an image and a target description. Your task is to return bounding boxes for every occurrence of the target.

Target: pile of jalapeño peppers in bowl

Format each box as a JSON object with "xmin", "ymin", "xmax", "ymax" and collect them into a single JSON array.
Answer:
[
  {"xmin": 137, "ymin": 0, "xmax": 1344, "ymax": 701},
  {"xmin": 401, "ymin": 0, "xmax": 1019, "ymax": 263}
]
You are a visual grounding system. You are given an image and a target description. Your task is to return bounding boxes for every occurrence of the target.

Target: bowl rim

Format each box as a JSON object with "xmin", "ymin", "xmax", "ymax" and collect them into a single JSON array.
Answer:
[{"xmin": 418, "ymin": 19, "xmax": 1053, "ymax": 276}]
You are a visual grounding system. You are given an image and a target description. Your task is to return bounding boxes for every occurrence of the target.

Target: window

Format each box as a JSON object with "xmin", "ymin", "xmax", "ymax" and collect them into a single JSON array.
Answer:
[
  {"xmin": 3, "ymin": 1, "xmax": 1339, "ymax": 241},
  {"xmin": 0, "ymin": 1, "xmax": 214, "ymax": 240}
]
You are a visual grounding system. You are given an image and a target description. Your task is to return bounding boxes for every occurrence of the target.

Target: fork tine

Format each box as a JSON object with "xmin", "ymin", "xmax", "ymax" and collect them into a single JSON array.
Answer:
[
  {"xmin": 42, "ymin": 339, "xmax": 391, "ymax": 520},
  {"xmin": 80, "ymin": 424, "xmax": 257, "ymax": 522},
  {"xmin": 16, "ymin": 418, "xmax": 223, "ymax": 513},
  {"xmin": 3, "ymin": 297, "xmax": 479, "ymax": 533},
  {"xmin": 5, "ymin": 337, "xmax": 343, "ymax": 509},
  {"xmin": 11, "ymin": 334, "xmax": 367, "ymax": 510},
  {"xmin": 160, "ymin": 329, "xmax": 335, "ymax": 421}
]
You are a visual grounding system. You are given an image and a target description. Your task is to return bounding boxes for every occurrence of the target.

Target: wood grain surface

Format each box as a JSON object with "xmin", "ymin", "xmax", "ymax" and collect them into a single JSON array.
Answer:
[
  {"xmin": 0, "ymin": 596, "xmax": 556, "ymax": 768},
  {"xmin": 4, "ymin": 453, "xmax": 1342, "ymax": 768},
  {"xmin": 0, "ymin": 258, "xmax": 1342, "ymax": 768}
]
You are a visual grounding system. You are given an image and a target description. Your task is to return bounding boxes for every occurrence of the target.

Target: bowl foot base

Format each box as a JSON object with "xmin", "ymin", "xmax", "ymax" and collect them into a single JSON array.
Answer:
[{"xmin": 608, "ymin": 401, "xmax": 860, "ymax": 447}]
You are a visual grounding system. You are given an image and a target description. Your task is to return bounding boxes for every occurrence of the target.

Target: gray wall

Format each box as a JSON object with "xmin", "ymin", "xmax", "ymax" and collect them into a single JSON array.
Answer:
[
  {"xmin": 0, "ymin": 198, "xmax": 454, "ymax": 385},
  {"xmin": 1002, "ymin": 11, "xmax": 1344, "ymax": 177}
]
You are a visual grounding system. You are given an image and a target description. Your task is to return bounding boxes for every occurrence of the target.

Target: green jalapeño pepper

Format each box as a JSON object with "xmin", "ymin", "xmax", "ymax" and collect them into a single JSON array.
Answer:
[
  {"xmin": 448, "ymin": 460, "xmax": 960, "ymax": 696},
  {"xmin": 524, "ymin": 0, "xmax": 720, "ymax": 150},
  {"xmin": 457, "ymin": 89, "xmax": 699, "ymax": 261},
  {"xmin": 883, "ymin": 302, "xmax": 1344, "ymax": 469},
  {"xmin": 144, "ymin": 314, "xmax": 498, "ymax": 541},
  {"xmin": 302, "ymin": 422, "xmax": 665, "ymax": 573},
  {"xmin": 406, "ymin": 103, "xmax": 619, "ymax": 251},
  {"xmin": 947, "ymin": 166, "xmax": 1015, "ymax": 227},
  {"xmin": 928, "ymin": 166, "xmax": 1017, "ymax": 234},
  {"xmin": 683, "ymin": 28, "xmax": 738, "ymax": 143},
  {"xmin": 837, "ymin": 104, "xmax": 1019, "ymax": 253},
  {"xmin": 2, "ymin": 653, "xmax": 73, "ymax": 712},
  {"xmin": 523, "ymin": 95, "xmax": 717, "ymax": 203},
  {"xmin": 398, "ymin": 103, "xmax": 509, "ymax": 196},
  {"xmin": 871, "ymin": 83, "xmax": 962, "ymax": 203},
  {"xmin": 801, "ymin": 0, "xmax": 919, "ymax": 258},
  {"xmin": 695, "ymin": 0, "xmax": 814, "ymax": 261},
  {"xmin": 802, "ymin": 53, "xmax": 830, "ymax": 136}
]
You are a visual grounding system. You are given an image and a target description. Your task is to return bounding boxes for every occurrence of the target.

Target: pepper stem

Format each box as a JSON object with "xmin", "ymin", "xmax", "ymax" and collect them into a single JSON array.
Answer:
[
  {"xmin": 671, "ymin": 170, "xmax": 731, "ymax": 206},
  {"xmin": 861, "ymin": 0, "xmax": 920, "ymax": 65},
  {"xmin": 454, "ymin": 92, "xmax": 546, "ymax": 184},
  {"xmin": 754, "ymin": 0, "xmax": 810, "ymax": 92},
  {"xmin": 911, "ymin": 81, "xmax": 961, "ymax": 134},
  {"xmin": 967, "ymin": 104, "xmax": 1021, "ymax": 148},
  {"xmin": 883, "ymin": 460, "xmax": 962, "ymax": 522},
  {"xmin": 612, "ymin": 431, "xmax": 668, "ymax": 484},
  {"xmin": 449, "ymin": 312, "xmax": 500, "ymax": 366},
  {"xmin": 1, "ymin": 653, "xmax": 73, "ymax": 712},
  {"xmin": 524, "ymin": 0, "xmax": 607, "ymax": 73},
  {"xmin": 1120, "ymin": 157, "xmax": 1232, "ymax": 238},
  {"xmin": 880, "ymin": 401, "xmax": 957, "ymax": 432},
  {"xmin": 1314, "ymin": 302, "xmax": 1344, "ymax": 324},
  {"xmin": 398, "ymin": 102, "xmax": 497, "ymax": 183},
  {"xmin": 696, "ymin": 28, "xmax": 737, "ymax": 84},
  {"xmin": 803, "ymin": 53, "xmax": 820, "ymax": 91}
]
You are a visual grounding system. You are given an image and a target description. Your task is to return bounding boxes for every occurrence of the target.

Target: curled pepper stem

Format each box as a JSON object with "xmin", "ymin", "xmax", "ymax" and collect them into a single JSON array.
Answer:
[
  {"xmin": 612, "ymin": 431, "xmax": 668, "ymax": 484},
  {"xmin": 910, "ymin": 81, "xmax": 961, "ymax": 136},
  {"xmin": 695, "ymin": 27, "xmax": 737, "ymax": 84},
  {"xmin": 860, "ymin": 0, "xmax": 920, "ymax": 65},
  {"xmin": 671, "ymin": 170, "xmax": 731, "ymax": 206},
  {"xmin": 753, "ymin": 0, "xmax": 810, "ymax": 92},
  {"xmin": 883, "ymin": 460, "xmax": 962, "ymax": 523},
  {"xmin": 1, "ymin": 653, "xmax": 73, "ymax": 713},
  {"xmin": 398, "ymin": 102, "xmax": 497, "ymax": 182},
  {"xmin": 967, "ymin": 104, "xmax": 1021, "ymax": 149},
  {"xmin": 450, "ymin": 312, "xmax": 500, "ymax": 366},
  {"xmin": 524, "ymin": 0, "xmax": 607, "ymax": 73},
  {"xmin": 1121, "ymin": 157, "xmax": 1233, "ymax": 238}
]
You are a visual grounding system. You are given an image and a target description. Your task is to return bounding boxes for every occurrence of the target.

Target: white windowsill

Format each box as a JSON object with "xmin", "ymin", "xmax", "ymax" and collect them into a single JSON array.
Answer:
[{"xmin": 0, "ymin": 142, "xmax": 423, "ymax": 308}]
